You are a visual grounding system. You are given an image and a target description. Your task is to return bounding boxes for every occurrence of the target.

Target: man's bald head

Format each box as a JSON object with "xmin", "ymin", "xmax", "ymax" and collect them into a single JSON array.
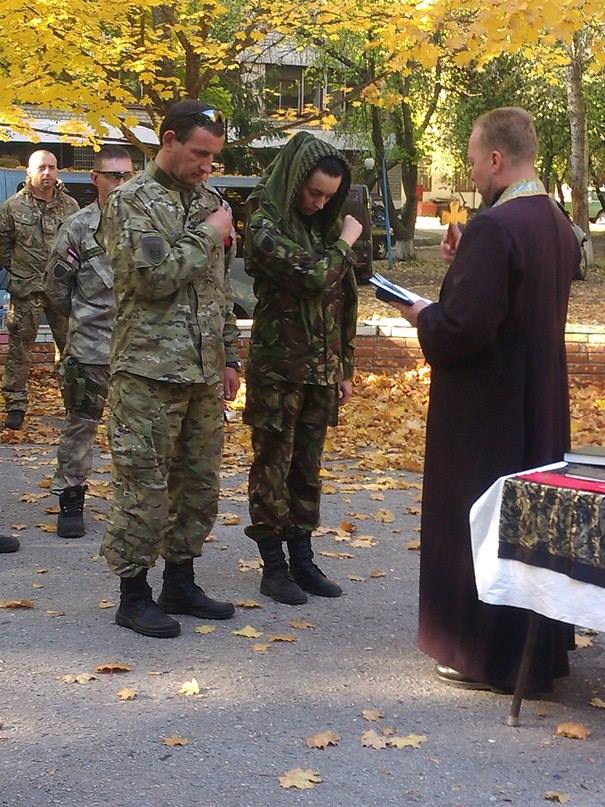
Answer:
[{"xmin": 27, "ymin": 150, "xmax": 58, "ymax": 198}]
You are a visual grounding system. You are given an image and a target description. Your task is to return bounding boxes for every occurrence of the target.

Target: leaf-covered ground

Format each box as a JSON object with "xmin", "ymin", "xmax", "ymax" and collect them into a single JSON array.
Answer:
[{"xmin": 2, "ymin": 365, "xmax": 604, "ymax": 475}]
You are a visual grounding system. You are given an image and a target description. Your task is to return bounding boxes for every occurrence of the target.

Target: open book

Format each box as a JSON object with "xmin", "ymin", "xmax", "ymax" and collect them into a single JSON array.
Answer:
[{"xmin": 368, "ymin": 272, "xmax": 432, "ymax": 307}]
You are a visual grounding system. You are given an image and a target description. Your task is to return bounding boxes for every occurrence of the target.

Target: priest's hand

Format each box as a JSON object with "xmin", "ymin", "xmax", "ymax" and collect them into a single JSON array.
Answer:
[
  {"xmin": 388, "ymin": 299, "xmax": 430, "ymax": 327},
  {"xmin": 440, "ymin": 222, "xmax": 461, "ymax": 264}
]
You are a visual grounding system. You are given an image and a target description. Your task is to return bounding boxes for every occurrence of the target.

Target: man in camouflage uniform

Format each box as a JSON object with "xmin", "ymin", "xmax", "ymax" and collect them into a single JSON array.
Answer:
[
  {"xmin": 96, "ymin": 101, "xmax": 240, "ymax": 638},
  {"xmin": 0, "ymin": 150, "xmax": 79, "ymax": 429},
  {"xmin": 44, "ymin": 146, "xmax": 133, "ymax": 538},
  {"xmin": 243, "ymin": 132, "xmax": 361, "ymax": 605}
]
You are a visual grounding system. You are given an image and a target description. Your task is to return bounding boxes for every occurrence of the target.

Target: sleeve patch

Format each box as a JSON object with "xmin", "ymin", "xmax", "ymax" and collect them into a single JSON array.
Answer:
[
  {"xmin": 141, "ymin": 235, "xmax": 168, "ymax": 266},
  {"xmin": 256, "ymin": 229, "xmax": 276, "ymax": 256},
  {"xmin": 52, "ymin": 263, "xmax": 70, "ymax": 280}
]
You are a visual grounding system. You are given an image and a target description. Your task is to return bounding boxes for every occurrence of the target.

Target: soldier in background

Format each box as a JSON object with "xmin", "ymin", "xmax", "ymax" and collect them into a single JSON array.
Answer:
[
  {"xmin": 96, "ymin": 100, "xmax": 240, "ymax": 639},
  {"xmin": 243, "ymin": 132, "xmax": 361, "ymax": 605},
  {"xmin": 44, "ymin": 146, "xmax": 133, "ymax": 538},
  {"xmin": 0, "ymin": 150, "xmax": 79, "ymax": 430}
]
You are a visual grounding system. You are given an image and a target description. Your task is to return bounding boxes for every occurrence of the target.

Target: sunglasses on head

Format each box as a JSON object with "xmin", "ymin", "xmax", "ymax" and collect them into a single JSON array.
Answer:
[
  {"xmin": 94, "ymin": 170, "xmax": 133, "ymax": 180},
  {"xmin": 169, "ymin": 108, "xmax": 225, "ymax": 127}
]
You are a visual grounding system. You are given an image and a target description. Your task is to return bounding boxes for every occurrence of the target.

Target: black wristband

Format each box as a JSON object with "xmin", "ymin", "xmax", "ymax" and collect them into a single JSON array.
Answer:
[{"xmin": 226, "ymin": 361, "xmax": 241, "ymax": 372}]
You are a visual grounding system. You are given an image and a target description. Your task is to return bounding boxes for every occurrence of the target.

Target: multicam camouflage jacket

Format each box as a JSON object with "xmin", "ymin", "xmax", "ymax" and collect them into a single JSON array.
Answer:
[
  {"xmin": 0, "ymin": 182, "xmax": 79, "ymax": 297},
  {"xmin": 44, "ymin": 202, "xmax": 113, "ymax": 364},
  {"xmin": 96, "ymin": 162, "xmax": 239, "ymax": 384},
  {"xmin": 244, "ymin": 132, "xmax": 358, "ymax": 386}
]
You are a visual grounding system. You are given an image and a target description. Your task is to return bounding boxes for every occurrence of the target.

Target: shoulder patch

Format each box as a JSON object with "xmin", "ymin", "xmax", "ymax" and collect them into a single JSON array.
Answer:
[
  {"xmin": 52, "ymin": 263, "xmax": 70, "ymax": 280},
  {"xmin": 141, "ymin": 235, "xmax": 168, "ymax": 266},
  {"xmin": 255, "ymin": 228, "xmax": 276, "ymax": 256}
]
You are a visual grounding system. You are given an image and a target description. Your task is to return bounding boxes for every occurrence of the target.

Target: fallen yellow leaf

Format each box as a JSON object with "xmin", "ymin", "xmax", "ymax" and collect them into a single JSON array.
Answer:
[
  {"xmin": 95, "ymin": 662, "xmax": 132, "ymax": 674},
  {"xmin": 348, "ymin": 575, "xmax": 365, "ymax": 582},
  {"xmin": 164, "ymin": 735, "xmax": 189, "ymax": 747},
  {"xmin": 239, "ymin": 559, "xmax": 262, "ymax": 572},
  {"xmin": 269, "ymin": 634, "xmax": 297, "ymax": 643},
  {"xmin": 179, "ymin": 678, "xmax": 201, "ymax": 696},
  {"xmin": 369, "ymin": 492, "xmax": 384, "ymax": 500},
  {"xmin": 0, "ymin": 599, "xmax": 34, "ymax": 609},
  {"xmin": 387, "ymin": 733, "xmax": 428, "ymax": 749},
  {"xmin": 319, "ymin": 550, "xmax": 354, "ymax": 559},
  {"xmin": 62, "ymin": 673, "xmax": 97, "ymax": 684},
  {"xmin": 252, "ymin": 643, "xmax": 271, "ymax": 653},
  {"xmin": 339, "ymin": 520, "xmax": 356, "ymax": 533},
  {"xmin": 556, "ymin": 721, "xmax": 591, "ymax": 740},
  {"xmin": 374, "ymin": 508, "xmax": 394, "ymax": 523},
  {"xmin": 232, "ymin": 625, "xmax": 263, "ymax": 639},
  {"xmin": 32, "ymin": 583, "xmax": 44, "ymax": 589},
  {"xmin": 221, "ymin": 513, "xmax": 241, "ymax": 526},
  {"xmin": 36, "ymin": 523, "xmax": 56, "ymax": 533},
  {"xmin": 98, "ymin": 599, "xmax": 115, "ymax": 609},
  {"xmin": 589, "ymin": 697, "xmax": 605, "ymax": 709},
  {"xmin": 350, "ymin": 535, "xmax": 376, "ymax": 548},
  {"xmin": 36, "ymin": 568, "xmax": 48, "ymax": 574},
  {"xmin": 46, "ymin": 610, "xmax": 65, "ymax": 617},
  {"xmin": 278, "ymin": 768, "xmax": 322, "ymax": 790},
  {"xmin": 10, "ymin": 524, "xmax": 27, "ymax": 531},
  {"xmin": 361, "ymin": 729, "xmax": 388, "ymax": 749},
  {"xmin": 370, "ymin": 569, "xmax": 386, "ymax": 578},
  {"xmin": 575, "ymin": 634, "xmax": 593, "ymax": 648},
  {"xmin": 289, "ymin": 619, "xmax": 315, "ymax": 630},
  {"xmin": 544, "ymin": 792, "xmax": 570, "ymax": 804},
  {"xmin": 305, "ymin": 730, "xmax": 340, "ymax": 749},
  {"xmin": 194, "ymin": 625, "xmax": 216, "ymax": 635},
  {"xmin": 362, "ymin": 709, "xmax": 384, "ymax": 722},
  {"xmin": 235, "ymin": 599, "xmax": 262, "ymax": 609},
  {"xmin": 406, "ymin": 539, "xmax": 421, "ymax": 551},
  {"xmin": 117, "ymin": 688, "xmax": 137, "ymax": 701}
]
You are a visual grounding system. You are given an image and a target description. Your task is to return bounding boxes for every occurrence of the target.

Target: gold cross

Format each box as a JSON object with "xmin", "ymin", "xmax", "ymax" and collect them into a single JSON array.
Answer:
[{"xmin": 440, "ymin": 201, "xmax": 468, "ymax": 227}]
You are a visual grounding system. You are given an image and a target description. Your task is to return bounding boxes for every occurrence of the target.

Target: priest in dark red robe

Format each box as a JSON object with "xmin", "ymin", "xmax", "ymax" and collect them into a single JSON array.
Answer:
[{"xmin": 393, "ymin": 107, "xmax": 580, "ymax": 693}]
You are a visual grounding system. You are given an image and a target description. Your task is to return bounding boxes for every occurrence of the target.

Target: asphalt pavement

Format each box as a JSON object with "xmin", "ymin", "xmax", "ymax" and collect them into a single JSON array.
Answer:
[{"xmin": 1, "ymin": 441, "xmax": 604, "ymax": 807}]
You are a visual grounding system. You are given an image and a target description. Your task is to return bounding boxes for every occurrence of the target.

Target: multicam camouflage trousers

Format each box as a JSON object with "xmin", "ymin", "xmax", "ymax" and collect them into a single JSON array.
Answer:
[
  {"xmin": 243, "ymin": 380, "xmax": 338, "ymax": 542},
  {"xmin": 51, "ymin": 360, "xmax": 109, "ymax": 493},
  {"xmin": 2, "ymin": 292, "xmax": 68, "ymax": 413},
  {"xmin": 102, "ymin": 371, "xmax": 224, "ymax": 577}
]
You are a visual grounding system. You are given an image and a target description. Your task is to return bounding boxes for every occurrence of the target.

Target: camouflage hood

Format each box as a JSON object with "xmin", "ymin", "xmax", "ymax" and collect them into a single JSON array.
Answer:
[{"xmin": 247, "ymin": 131, "xmax": 351, "ymax": 248}]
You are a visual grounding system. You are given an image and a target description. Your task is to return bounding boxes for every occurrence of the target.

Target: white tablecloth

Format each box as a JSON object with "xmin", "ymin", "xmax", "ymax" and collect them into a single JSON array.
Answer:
[{"xmin": 470, "ymin": 462, "xmax": 605, "ymax": 631}]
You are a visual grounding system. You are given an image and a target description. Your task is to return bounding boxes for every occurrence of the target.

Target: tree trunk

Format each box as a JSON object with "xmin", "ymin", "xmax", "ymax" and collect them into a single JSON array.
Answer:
[{"xmin": 565, "ymin": 32, "xmax": 593, "ymax": 262}]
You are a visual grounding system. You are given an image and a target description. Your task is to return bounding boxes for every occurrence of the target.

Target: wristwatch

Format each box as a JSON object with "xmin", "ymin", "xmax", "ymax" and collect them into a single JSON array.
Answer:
[{"xmin": 226, "ymin": 361, "xmax": 241, "ymax": 372}]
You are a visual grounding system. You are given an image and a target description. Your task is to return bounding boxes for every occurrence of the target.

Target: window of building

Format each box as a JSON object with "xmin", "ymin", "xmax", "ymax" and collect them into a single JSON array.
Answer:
[
  {"xmin": 265, "ymin": 65, "xmax": 302, "ymax": 114},
  {"xmin": 73, "ymin": 147, "xmax": 95, "ymax": 169}
]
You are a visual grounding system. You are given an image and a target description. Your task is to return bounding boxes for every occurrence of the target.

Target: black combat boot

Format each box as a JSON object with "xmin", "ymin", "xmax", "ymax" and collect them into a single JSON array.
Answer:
[
  {"xmin": 4, "ymin": 410, "xmax": 25, "ymax": 430},
  {"xmin": 0, "ymin": 535, "xmax": 20, "ymax": 553},
  {"xmin": 57, "ymin": 485, "xmax": 86, "ymax": 538},
  {"xmin": 287, "ymin": 528, "xmax": 343, "ymax": 598},
  {"xmin": 116, "ymin": 570, "xmax": 181, "ymax": 638},
  {"xmin": 256, "ymin": 537, "xmax": 307, "ymax": 605},
  {"xmin": 158, "ymin": 559, "xmax": 235, "ymax": 619}
]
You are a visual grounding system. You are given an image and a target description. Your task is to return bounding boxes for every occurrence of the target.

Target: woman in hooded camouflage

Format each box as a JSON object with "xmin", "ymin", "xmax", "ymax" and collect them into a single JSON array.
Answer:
[{"xmin": 243, "ymin": 132, "xmax": 362, "ymax": 605}]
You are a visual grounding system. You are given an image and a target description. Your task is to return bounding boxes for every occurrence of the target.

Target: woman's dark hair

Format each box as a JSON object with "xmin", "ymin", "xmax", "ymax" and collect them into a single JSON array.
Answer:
[{"xmin": 314, "ymin": 155, "xmax": 346, "ymax": 178}]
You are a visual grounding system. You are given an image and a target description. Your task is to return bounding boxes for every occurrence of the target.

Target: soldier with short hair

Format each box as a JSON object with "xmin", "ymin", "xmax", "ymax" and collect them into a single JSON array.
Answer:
[
  {"xmin": 96, "ymin": 100, "xmax": 240, "ymax": 639},
  {"xmin": 44, "ymin": 145, "xmax": 133, "ymax": 538},
  {"xmin": 0, "ymin": 150, "xmax": 79, "ymax": 430}
]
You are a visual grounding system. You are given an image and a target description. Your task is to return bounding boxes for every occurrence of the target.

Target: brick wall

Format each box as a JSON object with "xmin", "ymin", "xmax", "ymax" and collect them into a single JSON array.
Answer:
[{"xmin": 2, "ymin": 322, "xmax": 605, "ymax": 381}]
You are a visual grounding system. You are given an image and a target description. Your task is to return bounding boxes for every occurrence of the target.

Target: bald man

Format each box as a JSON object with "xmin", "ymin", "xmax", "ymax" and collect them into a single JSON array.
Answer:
[{"xmin": 0, "ymin": 150, "xmax": 79, "ymax": 429}]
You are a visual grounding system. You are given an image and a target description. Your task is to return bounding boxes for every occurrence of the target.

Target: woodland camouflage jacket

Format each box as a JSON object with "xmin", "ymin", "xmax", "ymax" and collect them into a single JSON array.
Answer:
[{"xmin": 244, "ymin": 132, "xmax": 357, "ymax": 386}]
